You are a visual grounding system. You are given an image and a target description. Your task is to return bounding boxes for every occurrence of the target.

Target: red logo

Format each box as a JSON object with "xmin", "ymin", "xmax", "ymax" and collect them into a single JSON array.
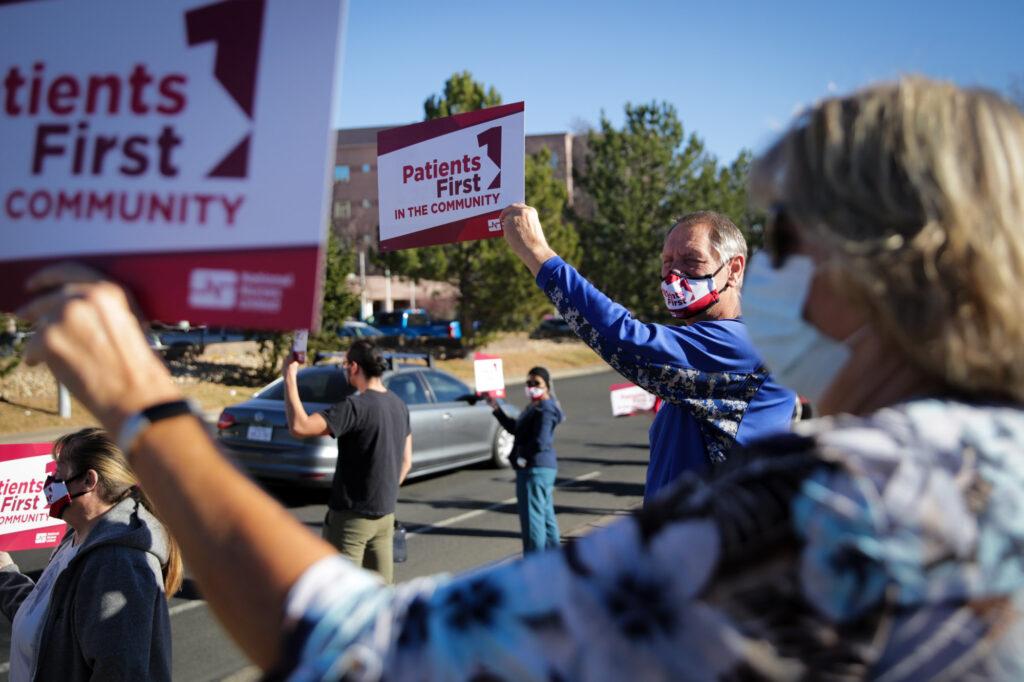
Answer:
[{"xmin": 185, "ymin": 0, "xmax": 267, "ymax": 178}]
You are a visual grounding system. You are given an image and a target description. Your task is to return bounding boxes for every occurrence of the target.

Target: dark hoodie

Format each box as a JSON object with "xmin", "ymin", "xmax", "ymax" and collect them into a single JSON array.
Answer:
[
  {"xmin": 0, "ymin": 495, "xmax": 172, "ymax": 681},
  {"xmin": 493, "ymin": 398, "xmax": 564, "ymax": 470}
]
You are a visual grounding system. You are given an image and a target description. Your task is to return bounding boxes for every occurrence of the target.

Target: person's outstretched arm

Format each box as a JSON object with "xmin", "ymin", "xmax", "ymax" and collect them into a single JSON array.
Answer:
[
  {"xmin": 17, "ymin": 267, "xmax": 336, "ymax": 670},
  {"xmin": 500, "ymin": 204, "xmax": 735, "ymax": 399},
  {"xmin": 283, "ymin": 357, "xmax": 330, "ymax": 438}
]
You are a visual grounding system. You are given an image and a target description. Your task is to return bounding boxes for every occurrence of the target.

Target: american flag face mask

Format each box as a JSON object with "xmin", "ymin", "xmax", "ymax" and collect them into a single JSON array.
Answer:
[{"xmin": 661, "ymin": 263, "xmax": 725, "ymax": 319}]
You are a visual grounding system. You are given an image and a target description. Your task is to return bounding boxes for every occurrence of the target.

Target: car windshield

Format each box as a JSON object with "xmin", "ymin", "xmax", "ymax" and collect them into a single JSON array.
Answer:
[{"xmin": 258, "ymin": 369, "xmax": 353, "ymax": 403}]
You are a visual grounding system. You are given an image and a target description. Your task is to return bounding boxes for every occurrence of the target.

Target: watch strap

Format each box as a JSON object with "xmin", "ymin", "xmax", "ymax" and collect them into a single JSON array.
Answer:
[{"xmin": 117, "ymin": 399, "xmax": 199, "ymax": 455}]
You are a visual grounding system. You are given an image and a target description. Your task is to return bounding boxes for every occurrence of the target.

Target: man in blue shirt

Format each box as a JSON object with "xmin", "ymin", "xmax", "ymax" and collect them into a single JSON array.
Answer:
[{"xmin": 500, "ymin": 203, "xmax": 796, "ymax": 502}]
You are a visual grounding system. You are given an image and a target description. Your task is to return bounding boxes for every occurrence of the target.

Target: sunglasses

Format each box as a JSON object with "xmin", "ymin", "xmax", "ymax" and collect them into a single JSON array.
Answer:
[
  {"xmin": 525, "ymin": 380, "xmax": 544, "ymax": 388},
  {"xmin": 764, "ymin": 204, "xmax": 801, "ymax": 268}
]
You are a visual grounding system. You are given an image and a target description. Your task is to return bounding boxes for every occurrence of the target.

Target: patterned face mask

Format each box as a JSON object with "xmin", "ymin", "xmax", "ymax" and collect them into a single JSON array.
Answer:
[
  {"xmin": 661, "ymin": 263, "xmax": 726, "ymax": 319},
  {"xmin": 43, "ymin": 472, "xmax": 87, "ymax": 519}
]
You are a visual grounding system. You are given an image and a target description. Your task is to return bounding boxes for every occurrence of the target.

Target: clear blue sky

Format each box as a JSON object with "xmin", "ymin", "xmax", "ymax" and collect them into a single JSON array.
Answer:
[{"xmin": 335, "ymin": 0, "xmax": 1023, "ymax": 162}]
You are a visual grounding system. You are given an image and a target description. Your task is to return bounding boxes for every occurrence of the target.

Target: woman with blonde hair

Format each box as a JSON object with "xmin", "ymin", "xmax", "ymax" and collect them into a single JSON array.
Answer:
[
  {"xmin": 14, "ymin": 76, "xmax": 1024, "ymax": 679},
  {"xmin": 0, "ymin": 427, "xmax": 182, "ymax": 681}
]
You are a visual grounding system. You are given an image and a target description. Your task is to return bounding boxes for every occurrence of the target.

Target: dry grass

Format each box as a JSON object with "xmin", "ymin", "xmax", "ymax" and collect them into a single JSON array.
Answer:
[{"xmin": 0, "ymin": 334, "xmax": 602, "ymax": 436}]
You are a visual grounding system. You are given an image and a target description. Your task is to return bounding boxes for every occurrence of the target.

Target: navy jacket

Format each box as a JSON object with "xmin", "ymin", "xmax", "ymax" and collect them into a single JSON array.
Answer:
[{"xmin": 493, "ymin": 399, "xmax": 563, "ymax": 469}]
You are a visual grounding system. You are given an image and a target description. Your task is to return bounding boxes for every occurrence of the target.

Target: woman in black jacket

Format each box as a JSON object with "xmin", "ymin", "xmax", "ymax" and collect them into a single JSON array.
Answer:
[
  {"xmin": 487, "ymin": 366, "xmax": 564, "ymax": 553},
  {"xmin": 0, "ymin": 428, "xmax": 183, "ymax": 681}
]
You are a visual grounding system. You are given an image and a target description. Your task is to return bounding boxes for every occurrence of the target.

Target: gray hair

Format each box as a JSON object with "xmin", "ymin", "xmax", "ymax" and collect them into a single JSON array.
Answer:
[{"xmin": 673, "ymin": 211, "xmax": 748, "ymax": 263}]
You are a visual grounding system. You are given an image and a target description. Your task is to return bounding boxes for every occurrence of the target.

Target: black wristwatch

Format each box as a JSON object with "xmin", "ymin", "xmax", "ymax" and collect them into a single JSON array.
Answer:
[{"xmin": 116, "ymin": 399, "xmax": 201, "ymax": 454}]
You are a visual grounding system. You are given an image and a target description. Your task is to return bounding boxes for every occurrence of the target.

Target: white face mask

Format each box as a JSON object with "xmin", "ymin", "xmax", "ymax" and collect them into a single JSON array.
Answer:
[
  {"xmin": 525, "ymin": 386, "xmax": 545, "ymax": 401},
  {"xmin": 741, "ymin": 252, "xmax": 850, "ymax": 406}
]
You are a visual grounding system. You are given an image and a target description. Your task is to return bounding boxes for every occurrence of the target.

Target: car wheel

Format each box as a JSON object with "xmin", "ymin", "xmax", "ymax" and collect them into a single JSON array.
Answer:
[{"xmin": 491, "ymin": 427, "xmax": 514, "ymax": 468}]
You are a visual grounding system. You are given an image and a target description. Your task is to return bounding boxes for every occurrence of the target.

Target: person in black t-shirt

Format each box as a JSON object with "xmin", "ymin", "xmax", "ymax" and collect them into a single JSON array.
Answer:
[{"xmin": 283, "ymin": 340, "xmax": 411, "ymax": 583}]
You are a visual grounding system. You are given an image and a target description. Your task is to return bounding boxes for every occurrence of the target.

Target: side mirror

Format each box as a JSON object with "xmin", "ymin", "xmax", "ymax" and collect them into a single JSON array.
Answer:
[{"xmin": 456, "ymin": 393, "xmax": 481, "ymax": 405}]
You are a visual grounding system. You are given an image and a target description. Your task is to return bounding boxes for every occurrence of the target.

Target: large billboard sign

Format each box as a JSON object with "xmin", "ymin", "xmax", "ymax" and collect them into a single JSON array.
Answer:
[
  {"xmin": 0, "ymin": 0, "xmax": 346, "ymax": 330},
  {"xmin": 376, "ymin": 102, "xmax": 525, "ymax": 251}
]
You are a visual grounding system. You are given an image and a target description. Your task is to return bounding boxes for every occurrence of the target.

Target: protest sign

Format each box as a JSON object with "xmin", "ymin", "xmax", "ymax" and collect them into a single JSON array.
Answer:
[
  {"xmin": 473, "ymin": 352, "xmax": 506, "ymax": 399},
  {"xmin": 376, "ymin": 102, "xmax": 525, "ymax": 251},
  {"xmin": 609, "ymin": 382, "xmax": 657, "ymax": 417},
  {"xmin": 0, "ymin": 0, "xmax": 346, "ymax": 330},
  {"xmin": 0, "ymin": 443, "xmax": 65, "ymax": 551}
]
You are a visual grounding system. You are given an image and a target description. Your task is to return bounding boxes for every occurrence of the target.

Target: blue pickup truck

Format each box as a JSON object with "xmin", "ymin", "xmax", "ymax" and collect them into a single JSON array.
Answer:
[{"xmin": 369, "ymin": 308, "xmax": 464, "ymax": 358}]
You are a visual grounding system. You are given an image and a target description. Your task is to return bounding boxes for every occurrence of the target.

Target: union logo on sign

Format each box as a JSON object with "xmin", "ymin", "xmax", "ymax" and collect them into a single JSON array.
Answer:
[{"xmin": 189, "ymin": 269, "xmax": 238, "ymax": 310}]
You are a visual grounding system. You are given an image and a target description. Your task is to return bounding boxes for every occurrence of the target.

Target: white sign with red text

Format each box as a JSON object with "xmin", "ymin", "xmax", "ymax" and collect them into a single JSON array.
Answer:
[
  {"xmin": 610, "ymin": 383, "xmax": 657, "ymax": 417},
  {"xmin": 377, "ymin": 103, "xmax": 525, "ymax": 251},
  {"xmin": 0, "ymin": 0, "xmax": 346, "ymax": 330},
  {"xmin": 0, "ymin": 444, "xmax": 65, "ymax": 552},
  {"xmin": 473, "ymin": 353, "xmax": 506, "ymax": 398}
]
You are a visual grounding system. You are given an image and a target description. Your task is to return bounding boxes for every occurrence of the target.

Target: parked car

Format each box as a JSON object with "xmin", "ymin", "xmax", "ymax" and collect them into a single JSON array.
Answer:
[
  {"xmin": 530, "ymin": 315, "xmax": 576, "ymax": 340},
  {"xmin": 336, "ymin": 321, "xmax": 384, "ymax": 339},
  {"xmin": 216, "ymin": 354, "xmax": 517, "ymax": 487}
]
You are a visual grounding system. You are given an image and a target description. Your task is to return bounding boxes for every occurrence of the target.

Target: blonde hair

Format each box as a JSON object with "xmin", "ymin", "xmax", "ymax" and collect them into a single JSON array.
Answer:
[
  {"xmin": 53, "ymin": 428, "xmax": 184, "ymax": 598},
  {"xmin": 750, "ymin": 77, "xmax": 1024, "ymax": 403}
]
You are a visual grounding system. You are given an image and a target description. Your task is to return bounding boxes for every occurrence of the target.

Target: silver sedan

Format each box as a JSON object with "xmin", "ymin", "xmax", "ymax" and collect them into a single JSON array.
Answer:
[{"xmin": 216, "ymin": 358, "xmax": 516, "ymax": 487}]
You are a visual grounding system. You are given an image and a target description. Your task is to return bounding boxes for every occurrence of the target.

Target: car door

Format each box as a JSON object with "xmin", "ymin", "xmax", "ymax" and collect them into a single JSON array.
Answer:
[
  {"xmin": 420, "ymin": 370, "xmax": 493, "ymax": 464},
  {"xmin": 383, "ymin": 371, "xmax": 441, "ymax": 473}
]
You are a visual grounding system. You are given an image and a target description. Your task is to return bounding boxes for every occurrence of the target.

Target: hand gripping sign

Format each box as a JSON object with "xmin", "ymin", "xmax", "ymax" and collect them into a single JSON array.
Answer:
[
  {"xmin": 376, "ymin": 103, "xmax": 525, "ymax": 251},
  {"xmin": 0, "ymin": 0, "xmax": 346, "ymax": 330},
  {"xmin": 0, "ymin": 444, "xmax": 66, "ymax": 551}
]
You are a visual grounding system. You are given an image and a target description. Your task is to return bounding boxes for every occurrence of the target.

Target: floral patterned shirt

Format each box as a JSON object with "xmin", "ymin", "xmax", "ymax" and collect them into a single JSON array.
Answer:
[{"xmin": 275, "ymin": 399, "xmax": 1024, "ymax": 681}]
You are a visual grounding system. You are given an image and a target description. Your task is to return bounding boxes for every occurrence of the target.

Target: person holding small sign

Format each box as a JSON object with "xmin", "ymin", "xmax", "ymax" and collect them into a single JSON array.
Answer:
[
  {"xmin": 500, "ymin": 205, "xmax": 797, "ymax": 502},
  {"xmin": 282, "ymin": 340, "xmax": 412, "ymax": 584},
  {"xmin": 486, "ymin": 366, "xmax": 563, "ymax": 553}
]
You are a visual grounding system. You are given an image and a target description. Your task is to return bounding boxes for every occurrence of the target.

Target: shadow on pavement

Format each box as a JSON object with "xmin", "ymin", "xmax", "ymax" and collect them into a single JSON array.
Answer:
[
  {"xmin": 405, "ymin": 526, "xmax": 521, "ymax": 540},
  {"xmin": 559, "ymin": 479, "xmax": 644, "ymax": 498},
  {"xmin": 398, "ymin": 498, "xmax": 519, "ymax": 515},
  {"xmin": 580, "ymin": 442, "xmax": 649, "ymax": 451},
  {"xmin": 559, "ymin": 455, "xmax": 647, "ymax": 467}
]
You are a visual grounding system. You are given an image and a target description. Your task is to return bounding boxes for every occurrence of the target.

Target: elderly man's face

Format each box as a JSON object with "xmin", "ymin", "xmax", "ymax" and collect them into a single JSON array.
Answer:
[{"xmin": 661, "ymin": 222, "xmax": 717, "ymax": 279}]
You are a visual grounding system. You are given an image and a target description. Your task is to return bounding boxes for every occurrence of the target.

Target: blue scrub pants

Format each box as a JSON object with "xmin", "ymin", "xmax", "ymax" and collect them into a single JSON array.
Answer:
[{"xmin": 516, "ymin": 467, "xmax": 560, "ymax": 553}]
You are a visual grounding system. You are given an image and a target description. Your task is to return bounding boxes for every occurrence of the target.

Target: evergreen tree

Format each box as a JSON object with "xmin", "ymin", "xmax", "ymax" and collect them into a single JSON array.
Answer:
[{"xmin": 574, "ymin": 101, "xmax": 758, "ymax": 321}]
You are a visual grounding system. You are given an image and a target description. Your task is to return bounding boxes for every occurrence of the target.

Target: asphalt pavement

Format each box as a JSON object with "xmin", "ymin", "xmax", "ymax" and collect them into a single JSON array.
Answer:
[{"xmin": 0, "ymin": 368, "xmax": 652, "ymax": 680}]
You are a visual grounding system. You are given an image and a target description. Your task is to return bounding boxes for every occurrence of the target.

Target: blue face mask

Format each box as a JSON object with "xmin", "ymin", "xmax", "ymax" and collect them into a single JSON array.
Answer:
[{"xmin": 741, "ymin": 252, "xmax": 851, "ymax": 406}]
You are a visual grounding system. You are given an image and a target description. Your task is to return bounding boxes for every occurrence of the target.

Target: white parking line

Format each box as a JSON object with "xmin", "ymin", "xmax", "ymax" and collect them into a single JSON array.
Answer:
[
  {"xmin": 408, "ymin": 470, "xmax": 601, "ymax": 536},
  {"xmin": 169, "ymin": 599, "xmax": 208, "ymax": 616}
]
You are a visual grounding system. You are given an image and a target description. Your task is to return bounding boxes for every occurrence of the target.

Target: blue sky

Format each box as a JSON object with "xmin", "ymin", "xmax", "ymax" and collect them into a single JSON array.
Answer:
[{"xmin": 335, "ymin": 0, "xmax": 1023, "ymax": 163}]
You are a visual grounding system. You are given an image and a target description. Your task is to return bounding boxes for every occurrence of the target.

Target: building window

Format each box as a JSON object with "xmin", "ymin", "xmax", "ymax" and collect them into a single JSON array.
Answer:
[
  {"xmin": 334, "ymin": 165, "xmax": 350, "ymax": 182},
  {"xmin": 361, "ymin": 163, "xmax": 372, "ymax": 173},
  {"xmin": 333, "ymin": 200, "xmax": 351, "ymax": 219},
  {"xmin": 550, "ymin": 152, "xmax": 560, "ymax": 169},
  {"xmin": 361, "ymin": 198, "xmax": 372, "ymax": 209}
]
